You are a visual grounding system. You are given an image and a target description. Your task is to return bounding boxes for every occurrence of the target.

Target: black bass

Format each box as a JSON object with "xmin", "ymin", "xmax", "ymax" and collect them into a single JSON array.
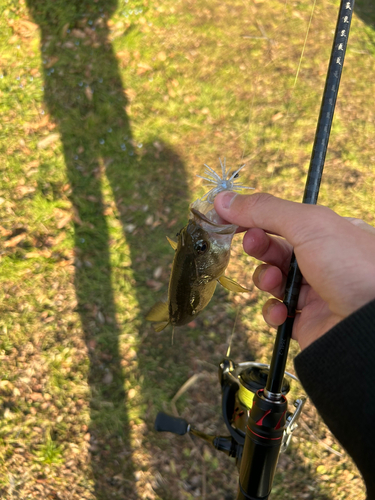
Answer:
[{"xmin": 146, "ymin": 159, "xmax": 253, "ymax": 332}]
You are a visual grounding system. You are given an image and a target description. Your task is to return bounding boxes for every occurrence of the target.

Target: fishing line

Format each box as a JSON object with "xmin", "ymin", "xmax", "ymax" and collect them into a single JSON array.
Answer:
[
  {"xmin": 238, "ymin": 380, "xmax": 255, "ymax": 409},
  {"xmin": 240, "ymin": 0, "xmax": 317, "ymax": 175},
  {"xmin": 226, "ymin": 305, "xmax": 240, "ymax": 358},
  {"xmin": 293, "ymin": 0, "xmax": 318, "ymax": 88},
  {"xmin": 270, "ymin": 0, "xmax": 317, "ymax": 179}
]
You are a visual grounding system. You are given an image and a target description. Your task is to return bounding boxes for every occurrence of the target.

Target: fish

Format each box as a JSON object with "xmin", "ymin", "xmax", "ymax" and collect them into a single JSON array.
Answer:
[{"xmin": 146, "ymin": 158, "xmax": 254, "ymax": 332}]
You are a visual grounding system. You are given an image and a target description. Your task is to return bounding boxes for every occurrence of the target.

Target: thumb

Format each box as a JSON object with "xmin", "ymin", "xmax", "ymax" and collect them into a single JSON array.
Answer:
[{"xmin": 214, "ymin": 192, "xmax": 343, "ymax": 247}]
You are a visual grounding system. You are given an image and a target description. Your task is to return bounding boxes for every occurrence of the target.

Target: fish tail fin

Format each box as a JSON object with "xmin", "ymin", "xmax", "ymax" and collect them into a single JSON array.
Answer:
[
  {"xmin": 146, "ymin": 300, "xmax": 170, "ymax": 331},
  {"xmin": 154, "ymin": 321, "xmax": 170, "ymax": 332}
]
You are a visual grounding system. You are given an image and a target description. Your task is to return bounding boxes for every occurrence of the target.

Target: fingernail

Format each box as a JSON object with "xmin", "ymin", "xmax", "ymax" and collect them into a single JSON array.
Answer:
[
  {"xmin": 265, "ymin": 301, "xmax": 275, "ymax": 315},
  {"xmin": 258, "ymin": 267, "xmax": 267, "ymax": 283},
  {"xmin": 220, "ymin": 191, "xmax": 237, "ymax": 209},
  {"xmin": 253, "ymin": 265, "xmax": 266, "ymax": 286}
]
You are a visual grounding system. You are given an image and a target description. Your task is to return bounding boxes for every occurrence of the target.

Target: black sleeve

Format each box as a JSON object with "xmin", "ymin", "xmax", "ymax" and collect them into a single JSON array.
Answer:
[{"xmin": 294, "ymin": 300, "xmax": 375, "ymax": 500}]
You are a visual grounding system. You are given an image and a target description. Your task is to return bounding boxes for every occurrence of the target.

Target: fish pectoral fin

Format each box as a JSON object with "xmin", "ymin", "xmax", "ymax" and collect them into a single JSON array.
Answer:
[
  {"xmin": 146, "ymin": 301, "xmax": 170, "ymax": 332},
  {"xmin": 146, "ymin": 300, "xmax": 169, "ymax": 322},
  {"xmin": 218, "ymin": 275, "xmax": 250, "ymax": 293},
  {"xmin": 166, "ymin": 236, "xmax": 178, "ymax": 251}
]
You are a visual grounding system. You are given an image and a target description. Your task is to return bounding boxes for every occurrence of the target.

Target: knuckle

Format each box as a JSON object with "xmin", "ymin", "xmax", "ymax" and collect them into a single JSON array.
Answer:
[
  {"xmin": 240, "ymin": 193, "xmax": 275, "ymax": 225},
  {"xmin": 246, "ymin": 192, "xmax": 274, "ymax": 210},
  {"xmin": 291, "ymin": 205, "xmax": 337, "ymax": 246}
]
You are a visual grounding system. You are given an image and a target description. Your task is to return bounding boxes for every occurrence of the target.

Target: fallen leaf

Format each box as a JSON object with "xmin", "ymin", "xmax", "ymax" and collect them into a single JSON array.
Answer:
[
  {"xmin": 100, "ymin": 353, "xmax": 113, "ymax": 361},
  {"xmin": 145, "ymin": 215, "xmax": 154, "ymax": 226},
  {"xmin": 4, "ymin": 408, "xmax": 15, "ymax": 420},
  {"xmin": 153, "ymin": 141, "xmax": 164, "ymax": 152},
  {"xmin": 86, "ymin": 195, "xmax": 98, "ymax": 202},
  {"xmin": 153, "ymin": 266, "xmax": 163, "ymax": 279},
  {"xmin": 25, "ymin": 159, "xmax": 40, "ymax": 170},
  {"xmin": 146, "ymin": 279, "xmax": 163, "ymax": 291},
  {"xmin": 117, "ymin": 50, "xmax": 130, "ymax": 62},
  {"xmin": 17, "ymin": 20, "xmax": 38, "ymax": 38},
  {"xmin": 167, "ymin": 217, "xmax": 178, "ymax": 228},
  {"xmin": 84, "ymin": 86, "xmax": 93, "ymax": 101},
  {"xmin": 124, "ymin": 88, "xmax": 137, "ymax": 100},
  {"xmin": 4, "ymin": 233, "xmax": 27, "ymax": 248},
  {"xmin": 8, "ymin": 35, "xmax": 19, "ymax": 44},
  {"xmin": 45, "ymin": 56, "xmax": 59, "ymax": 68},
  {"xmin": 124, "ymin": 223, "xmax": 136, "ymax": 233},
  {"xmin": 37, "ymin": 133, "xmax": 60, "ymax": 149},
  {"xmin": 103, "ymin": 207, "xmax": 113, "ymax": 216},
  {"xmin": 72, "ymin": 209, "xmax": 84, "ymax": 226},
  {"xmin": 88, "ymin": 340, "xmax": 96, "ymax": 350},
  {"xmin": 136, "ymin": 62, "xmax": 152, "ymax": 75},
  {"xmin": 272, "ymin": 112, "xmax": 284, "ymax": 122},
  {"xmin": 56, "ymin": 213, "xmax": 72, "ymax": 229},
  {"xmin": 0, "ymin": 380, "xmax": 14, "ymax": 392},
  {"xmin": 57, "ymin": 258, "xmax": 74, "ymax": 267},
  {"xmin": 53, "ymin": 232, "xmax": 66, "ymax": 245},
  {"xmin": 97, "ymin": 311, "xmax": 105, "ymax": 324},
  {"xmin": 20, "ymin": 20, "xmax": 38, "ymax": 31},
  {"xmin": 0, "ymin": 226, "xmax": 12, "ymax": 237},
  {"xmin": 61, "ymin": 23, "xmax": 69, "ymax": 38},
  {"xmin": 157, "ymin": 51, "xmax": 167, "ymax": 61},
  {"xmin": 15, "ymin": 185, "xmax": 36, "ymax": 198},
  {"xmin": 25, "ymin": 250, "xmax": 52, "ymax": 258},
  {"xmin": 71, "ymin": 29, "xmax": 86, "ymax": 39},
  {"xmin": 62, "ymin": 41, "xmax": 75, "ymax": 49},
  {"xmin": 102, "ymin": 372, "xmax": 113, "ymax": 385},
  {"xmin": 128, "ymin": 388, "xmax": 136, "ymax": 399}
]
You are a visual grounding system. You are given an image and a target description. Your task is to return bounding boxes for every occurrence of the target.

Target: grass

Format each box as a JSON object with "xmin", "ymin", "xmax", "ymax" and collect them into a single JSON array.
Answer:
[{"xmin": 0, "ymin": 0, "xmax": 374, "ymax": 498}]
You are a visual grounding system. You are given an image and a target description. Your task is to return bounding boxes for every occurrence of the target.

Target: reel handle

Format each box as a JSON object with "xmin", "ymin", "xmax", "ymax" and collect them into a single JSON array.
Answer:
[{"xmin": 154, "ymin": 412, "xmax": 189, "ymax": 435}]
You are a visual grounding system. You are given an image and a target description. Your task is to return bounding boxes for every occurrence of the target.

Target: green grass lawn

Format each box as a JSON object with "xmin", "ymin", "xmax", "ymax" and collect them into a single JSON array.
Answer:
[{"xmin": 0, "ymin": 0, "xmax": 374, "ymax": 498}]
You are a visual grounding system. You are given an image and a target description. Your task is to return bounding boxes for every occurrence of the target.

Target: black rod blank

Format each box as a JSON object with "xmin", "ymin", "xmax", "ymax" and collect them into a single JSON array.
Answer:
[{"xmin": 265, "ymin": 0, "xmax": 355, "ymax": 396}]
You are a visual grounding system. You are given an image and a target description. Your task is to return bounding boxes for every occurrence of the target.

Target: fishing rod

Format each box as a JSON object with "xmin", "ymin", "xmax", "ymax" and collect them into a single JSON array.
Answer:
[{"xmin": 155, "ymin": 0, "xmax": 355, "ymax": 497}]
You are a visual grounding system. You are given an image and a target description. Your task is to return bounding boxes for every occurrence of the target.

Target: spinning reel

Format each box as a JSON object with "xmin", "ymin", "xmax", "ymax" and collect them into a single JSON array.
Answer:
[{"xmin": 155, "ymin": 358, "xmax": 306, "ymax": 470}]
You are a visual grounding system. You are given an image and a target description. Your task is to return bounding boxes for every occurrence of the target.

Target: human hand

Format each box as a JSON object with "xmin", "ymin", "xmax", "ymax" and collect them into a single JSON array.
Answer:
[{"xmin": 214, "ymin": 192, "xmax": 375, "ymax": 350}]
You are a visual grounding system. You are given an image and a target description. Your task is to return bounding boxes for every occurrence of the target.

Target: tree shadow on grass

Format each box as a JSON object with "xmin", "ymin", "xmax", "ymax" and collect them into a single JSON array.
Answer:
[{"xmin": 25, "ymin": 1, "xmax": 190, "ymax": 498}]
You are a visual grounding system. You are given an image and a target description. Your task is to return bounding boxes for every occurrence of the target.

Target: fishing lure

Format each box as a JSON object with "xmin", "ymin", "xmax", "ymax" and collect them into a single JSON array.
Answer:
[{"xmin": 146, "ymin": 158, "xmax": 254, "ymax": 332}]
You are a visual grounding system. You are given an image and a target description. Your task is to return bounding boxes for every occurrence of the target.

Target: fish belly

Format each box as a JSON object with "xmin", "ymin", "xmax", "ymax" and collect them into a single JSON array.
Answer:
[{"xmin": 169, "ymin": 280, "xmax": 217, "ymax": 326}]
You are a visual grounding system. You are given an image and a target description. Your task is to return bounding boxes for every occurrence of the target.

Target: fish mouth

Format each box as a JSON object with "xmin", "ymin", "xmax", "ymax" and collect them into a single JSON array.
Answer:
[{"xmin": 190, "ymin": 208, "xmax": 237, "ymax": 234}]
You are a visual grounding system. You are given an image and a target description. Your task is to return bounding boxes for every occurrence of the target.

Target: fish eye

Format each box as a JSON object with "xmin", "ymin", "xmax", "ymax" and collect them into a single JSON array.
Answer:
[
  {"xmin": 234, "ymin": 172, "xmax": 239, "ymax": 178},
  {"xmin": 194, "ymin": 240, "xmax": 209, "ymax": 254}
]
